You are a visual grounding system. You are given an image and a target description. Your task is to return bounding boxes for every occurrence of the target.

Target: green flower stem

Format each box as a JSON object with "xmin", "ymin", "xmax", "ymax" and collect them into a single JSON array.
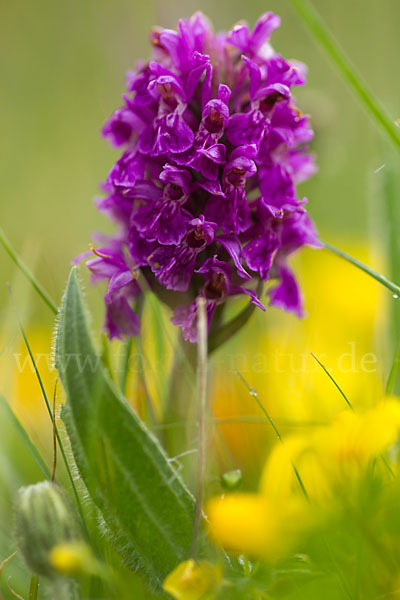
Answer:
[
  {"xmin": 162, "ymin": 339, "xmax": 197, "ymax": 474},
  {"xmin": 208, "ymin": 281, "xmax": 263, "ymax": 354},
  {"xmin": 119, "ymin": 337, "xmax": 133, "ymax": 396},
  {"xmin": 288, "ymin": 0, "xmax": 400, "ymax": 153},
  {"xmin": 0, "ymin": 226, "xmax": 58, "ymax": 314},
  {"xmin": 28, "ymin": 575, "xmax": 39, "ymax": 600},
  {"xmin": 192, "ymin": 297, "xmax": 208, "ymax": 559},
  {"xmin": 134, "ymin": 297, "xmax": 159, "ymax": 426},
  {"xmin": 323, "ymin": 241, "xmax": 400, "ymax": 297}
]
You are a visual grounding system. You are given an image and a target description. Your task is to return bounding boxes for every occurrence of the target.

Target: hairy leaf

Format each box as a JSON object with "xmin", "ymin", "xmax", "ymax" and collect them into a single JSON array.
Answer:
[{"xmin": 55, "ymin": 268, "xmax": 195, "ymax": 587}]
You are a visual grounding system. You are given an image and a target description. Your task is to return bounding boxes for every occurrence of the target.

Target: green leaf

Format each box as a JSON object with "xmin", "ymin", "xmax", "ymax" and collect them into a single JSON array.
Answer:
[
  {"xmin": 208, "ymin": 281, "xmax": 263, "ymax": 354},
  {"xmin": 289, "ymin": 0, "xmax": 400, "ymax": 154},
  {"xmin": 55, "ymin": 268, "xmax": 196, "ymax": 587},
  {"xmin": 208, "ymin": 301, "xmax": 256, "ymax": 354}
]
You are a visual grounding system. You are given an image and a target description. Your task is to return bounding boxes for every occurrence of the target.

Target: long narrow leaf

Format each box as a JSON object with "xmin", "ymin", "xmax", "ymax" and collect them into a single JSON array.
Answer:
[
  {"xmin": 0, "ymin": 227, "xmax": 57, "ymax": 314},
  {"xmin": 289, "ymin": 0, "xmax": 400, "ymax": 153},
  {"xmin": 382, "ymin": 162, "xmax": 400, "ymax": 394},
  {"xmin": 8, "ymin": 294, "xmax": 88, "ymax": 535},
  {"xmin": 55, "ymin": 268, "xmax": 196, "ymax": 587},
  {"xmin": 208, "ymin": 281, "xmax": 263, "ymax": 354},
  {"xmin": 0, "ymin": 396, "xmax": 51, "ymax": 480},
  {"xmin": 323, "ymin": 241, "xmax": 400, "ymax": 297}
]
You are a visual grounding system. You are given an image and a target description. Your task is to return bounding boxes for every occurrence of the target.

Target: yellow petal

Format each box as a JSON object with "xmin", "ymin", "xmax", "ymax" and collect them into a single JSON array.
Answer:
[
  {"xmin": 49, "ymin": 542, "xmax": 97, "ymax": 577},
  {"xmin": 163, "ymin": 559, "xmax": 221, "ymax": 600},
  {"xmin": 206, "ymin": 493, "xmax": 286, "ymax": 560}
]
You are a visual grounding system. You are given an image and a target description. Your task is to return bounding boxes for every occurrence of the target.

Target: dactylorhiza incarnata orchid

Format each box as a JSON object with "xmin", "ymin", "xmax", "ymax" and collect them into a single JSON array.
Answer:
[{"xmin": 80, "ymin": 11, "xmax": 321, "ymax": 342}]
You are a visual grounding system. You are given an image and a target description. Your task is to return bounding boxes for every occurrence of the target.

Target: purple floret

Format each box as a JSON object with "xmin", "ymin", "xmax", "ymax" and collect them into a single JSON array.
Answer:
[{"xmin": 83, "ymin": 11, "xmax": 320, "ymax": 341}]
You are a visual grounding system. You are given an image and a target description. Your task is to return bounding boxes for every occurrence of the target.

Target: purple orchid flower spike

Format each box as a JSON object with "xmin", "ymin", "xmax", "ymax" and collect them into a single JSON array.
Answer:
[
  {"xmin": 148, "ymin": 216, "xmax": 217, "ymax": 292},
  {"xmin": 132, "ymin": 164, "xmax": 192, "ymax": 245},
  {"xmin": 172, "ymin": 257, "xmax": 233, "ymax": 342},
  {"xmin": 81, "ymin": 11, "xmax": 319, "ymax": 342},
  {"xmin": 85, "ymin": 243, "xmax": 141, "ymax": 339},
  {"xmin": 227, "ymin": 12, "xmax": 281, "ymax": 58},
  {"xmin": 205, "ymin": 145, "xmax": 257, "ymax": 234}
]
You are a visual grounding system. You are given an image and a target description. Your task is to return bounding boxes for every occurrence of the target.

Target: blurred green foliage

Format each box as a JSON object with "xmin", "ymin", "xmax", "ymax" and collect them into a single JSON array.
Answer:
[{"xmin": 1, "ymin": 0, "xmax": 399, "ymax": 322}]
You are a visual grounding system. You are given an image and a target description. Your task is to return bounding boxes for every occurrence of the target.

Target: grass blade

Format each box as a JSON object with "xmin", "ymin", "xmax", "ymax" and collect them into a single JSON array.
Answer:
[
  {"xmin": 0, "ymin": 396, "xmax": 51, "ymax": 480},
  {"xmin": 323, "ymin": 241, "xmax": 400, "ymax": 297},
  {"xmin": 382, "ymin": 161, "xmax": 400, "ymax": 394},
  {"xmin": 0, "ymin": 227, "xmax": 58, "ymax": 314},
  {"xmin": 310, "ymin": 353, "xmax": 353, "ymax": 410},
  {"xmin": 289, "ymin": 0, "xmax": 400, "ymax": 152},
  {"xmin": 310, "ymin": 356, "xmax": 394, "ymax": 477},
  {"xmin": 7, "ymin": 290, "xmax": 88, "ymax": 536},
  {"xmin": 386, "ymin": 344, "xmax": 400, "ymax": 396},
  {"xmin": 235, "ymin": 371, "xmax": 309, "ymax": 501}
]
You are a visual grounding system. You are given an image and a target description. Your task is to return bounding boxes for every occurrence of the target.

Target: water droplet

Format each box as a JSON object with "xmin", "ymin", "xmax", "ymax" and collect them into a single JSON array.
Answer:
[{"xmin": 393, "ymin": 293, "xmax": 399, "ymax": 299}]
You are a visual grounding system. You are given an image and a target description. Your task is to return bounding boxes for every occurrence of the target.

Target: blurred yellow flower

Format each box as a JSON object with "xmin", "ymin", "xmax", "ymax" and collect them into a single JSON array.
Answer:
[
  {"xmin": 208, "ymin": 400, "xmax": 400, "ymax": 560},
  {"xmin": 0, "ymin": 327, "xmax": 57, "ymax": 450},
  {"xmin": 211, "ymin": 242, "xmax": 387, "ymax": 474},
  {"xmin": 206, "ymin": 491, "xmax": 312, "ymax": 561},
  {"xmin": 322, "ymin": 400, "xmax": 400, "ymax": 465},
  {"xmin": 49, "ymin": 541, "xmax": 99, "ymax": 577},
  {"xmin": 261, "ymin": 436, "xmax": 331, "ymax": 504},
  {"xmin": 261, "ymin": 399, "xmax": 400, "ymax": 504},
  {"xmin": 163, "ymin": 559, "xmax": 221, "ymax": 600},
  {"xmin": 207, "ymin": 494, "xmax": 279, "ymax": 559}
]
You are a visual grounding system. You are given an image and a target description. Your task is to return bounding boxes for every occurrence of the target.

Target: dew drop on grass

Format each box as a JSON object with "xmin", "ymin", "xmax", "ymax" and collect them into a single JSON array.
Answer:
[{"xmin": 393, "ymin": 294, "xmax": 399, "ymax": 299}]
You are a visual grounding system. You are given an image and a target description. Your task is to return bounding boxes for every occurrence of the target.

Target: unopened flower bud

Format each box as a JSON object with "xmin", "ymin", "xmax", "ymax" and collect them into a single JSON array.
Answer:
[
  {"xmin": 221, "ymin": 469, "xmax": 242, "ymax": 490},
  {"xmin": 14, "ymin": 481, "xmax": 83, "ymax": 578}
]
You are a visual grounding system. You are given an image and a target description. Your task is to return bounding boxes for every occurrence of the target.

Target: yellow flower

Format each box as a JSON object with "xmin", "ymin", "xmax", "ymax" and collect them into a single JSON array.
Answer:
[
  {"xmin": 260, "ymin": 436, "xmax": 331, "ymax": 504},
  {"xmin": 322, "ymin": 400, "xmax": 400, "ymax": 466},
  {"xmin": 49, "ymin": 541, "xmax": 99, "ymax": 577},
  {"xmin": 261, "ymin": 400, "xmax": 400, "ymax": 504},
  {"xmin": 207, "ymin": 494, "xmax": 278, "ymax": 558},
  {"xmin": 207, "ymin": 401, "xmax": 400, "ymax": 561},
  {"xmin": 206, "ymin": 492, "xmax": 311, "ymax": 561},
  {"xmin": 0, "ymin": 327, "xmax": 57, "ymax": 443},
  {"xmin": 163, "ymin": 560, "xmax": 221, "ymax": 600}
]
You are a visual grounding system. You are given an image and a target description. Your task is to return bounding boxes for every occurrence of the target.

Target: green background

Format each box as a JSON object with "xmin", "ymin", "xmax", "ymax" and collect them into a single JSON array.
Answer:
[{"xmin": 1, "ymin": 0, "xmax": 399, "ymax": 317}]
